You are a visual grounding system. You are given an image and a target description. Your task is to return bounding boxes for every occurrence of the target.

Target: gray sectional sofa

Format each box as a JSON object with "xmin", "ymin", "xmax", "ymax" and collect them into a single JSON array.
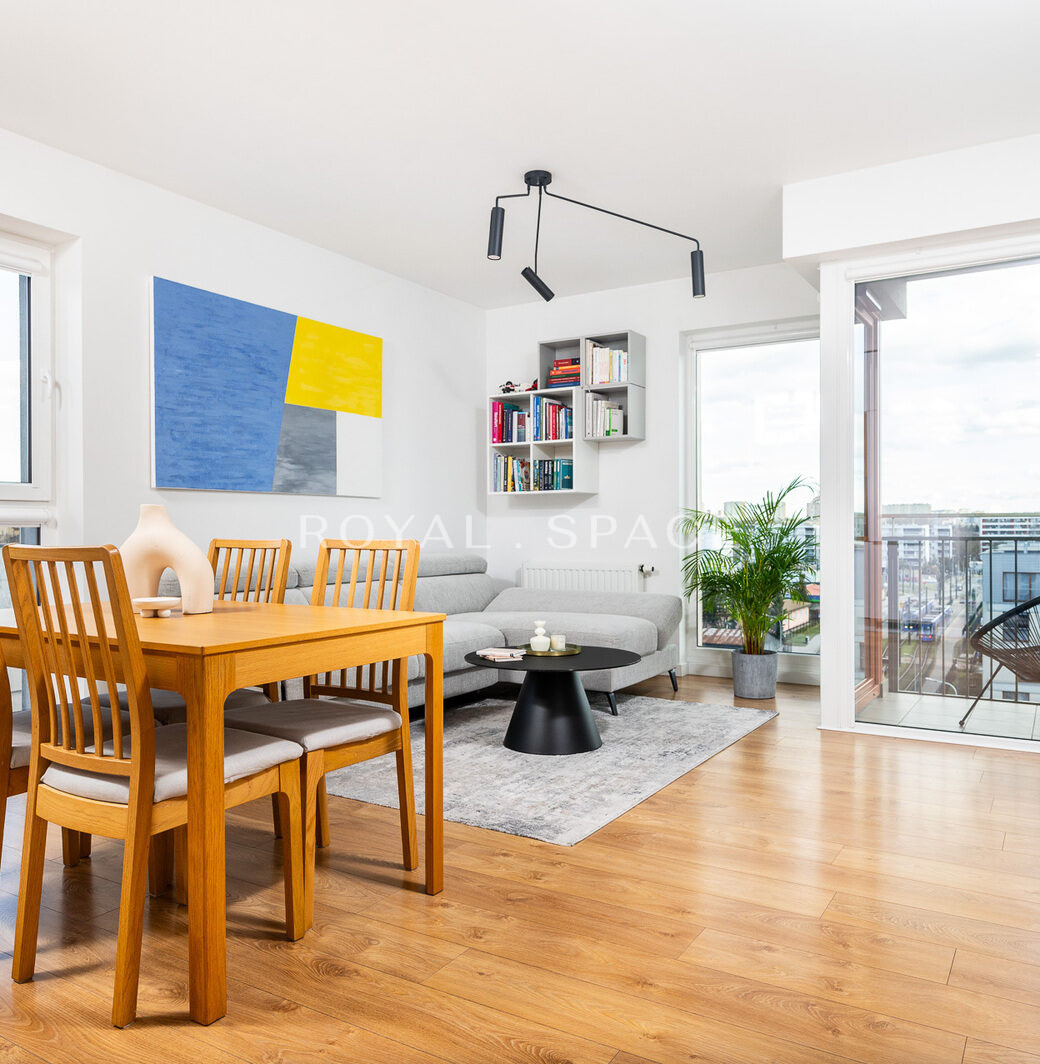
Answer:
[{"xmin": 282, "ymin": 552, "xmax": 683, "ymax": 710}]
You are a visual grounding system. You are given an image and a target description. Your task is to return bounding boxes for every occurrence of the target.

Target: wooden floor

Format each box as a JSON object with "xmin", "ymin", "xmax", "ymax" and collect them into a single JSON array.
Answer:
[{"xmin": 1, "ymin": 674, "xmax": 1039, "ymax": 1063}]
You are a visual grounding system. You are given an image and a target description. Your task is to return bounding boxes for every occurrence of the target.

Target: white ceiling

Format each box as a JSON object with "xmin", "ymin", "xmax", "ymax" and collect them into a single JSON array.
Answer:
[{"xmin": 2, "ymin": 1, "xmax": 1039, "ymax": 308}]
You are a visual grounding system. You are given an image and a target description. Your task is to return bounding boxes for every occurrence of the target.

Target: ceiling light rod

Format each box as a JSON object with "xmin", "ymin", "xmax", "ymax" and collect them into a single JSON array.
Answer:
[{"xmin": 486, "ymin": 169, "xmax": 705, "ymax": 300}]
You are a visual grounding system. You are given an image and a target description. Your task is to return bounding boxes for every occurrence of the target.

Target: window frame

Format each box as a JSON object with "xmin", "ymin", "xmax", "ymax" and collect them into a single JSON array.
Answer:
[
  {"xmin": 681, "ymin": 316, "xmax": 821, "ymax": 685},
  {"xmin": 0, "ymin": 233, "xmax": 53, "ymax": 509}
]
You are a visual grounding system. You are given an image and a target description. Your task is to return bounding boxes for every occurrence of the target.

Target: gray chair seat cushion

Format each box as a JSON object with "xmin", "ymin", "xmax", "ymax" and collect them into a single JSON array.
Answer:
[
  {"xmin": 94, "ymin": 686, "xmax": 270, "ymax": 725},
  {"xmin": 40, "ymin": 724, "xmax": 303, "ymax": 804},
  {"xmin": 11, "ymin": 708, "xmax": 133, "ymax": 770},
  {"xmin": 451, "ymin": 610, "xmax": 658, "ymax": 657},
  {"xmin": 223, "ymin": 698, "xmax": 402, "ymax": 753},
  {"xmin": 405, "ymin": 619, "xmax": 506, "ymax": 681}
]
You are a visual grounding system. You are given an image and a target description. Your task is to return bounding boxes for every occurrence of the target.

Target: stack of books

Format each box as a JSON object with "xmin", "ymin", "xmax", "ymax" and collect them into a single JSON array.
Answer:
[
  {"xmin": 476, "ymin": 647, "xmax": 526, "ymax": 662},
  {"xmin": 585, "ymin": 340, "xmax": 629, "ymax": 384},
  {"xmin": 586, "ymin": 393, "xmax": 625, "ymax": 437},
  {"xmin": 532, "ymin": 395, "xmax": 572, "ymax": 441},
  {"xmin": 491, "ymin": 453, "xmax": 530, "ymax": 492},
  {"xmin": 544, "ymin": 357, "xmax": 581, "ymax": 389},
  {"xmin": 531, "ymin": 457, "xmax": 574, "ymax": 490},
  {"xmin": 491, "ymin": 400, "xmax": 527, "ymax": 443}
]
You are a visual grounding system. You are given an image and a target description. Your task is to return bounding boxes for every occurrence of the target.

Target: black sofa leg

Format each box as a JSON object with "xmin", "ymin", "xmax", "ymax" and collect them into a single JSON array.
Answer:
[
  {"xmin": 668, "ymin": 668, "xmax": 678, "ymax": 692},
  {"xmin": 606, "ymin": 692, "xmax": 618, "ymax": 716}
]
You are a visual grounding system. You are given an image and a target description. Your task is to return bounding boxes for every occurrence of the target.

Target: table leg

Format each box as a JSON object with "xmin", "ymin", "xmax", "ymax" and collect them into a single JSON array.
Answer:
[
  {"xmin": 183, "ymin": 655, "xmax": 231, "ymax": 1024},
  {"xmin": 503, "ymin": 671, "xmax": 603, "ymax": 755},
  {"xmin": 423, "ymin": 621, "xmax": 443, "ymax": 895}
]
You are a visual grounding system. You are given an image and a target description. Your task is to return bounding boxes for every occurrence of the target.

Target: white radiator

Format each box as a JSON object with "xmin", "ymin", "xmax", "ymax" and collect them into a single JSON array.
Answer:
[{"xmin": 520, "ymin": 561, "xmax": 645, "ymax": 593}]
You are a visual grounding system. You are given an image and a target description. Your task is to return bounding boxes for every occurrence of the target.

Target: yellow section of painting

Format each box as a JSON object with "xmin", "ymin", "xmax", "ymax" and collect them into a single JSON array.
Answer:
[{"xmin": 285, "ymin": 317, "xmax": 382, "ymax": 417}]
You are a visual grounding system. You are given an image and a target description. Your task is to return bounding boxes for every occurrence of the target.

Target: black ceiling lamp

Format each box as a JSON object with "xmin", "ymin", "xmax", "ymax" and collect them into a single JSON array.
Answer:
[{"xmin": 486, "ymin": 169, "xmax": 705, "ymax": 301}]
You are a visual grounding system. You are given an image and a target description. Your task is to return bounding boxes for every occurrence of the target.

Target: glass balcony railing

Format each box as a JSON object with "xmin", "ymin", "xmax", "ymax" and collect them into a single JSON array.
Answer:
[{"xmin": 858, "ymin": 534, "xmax": 1040, "ymax": 740}]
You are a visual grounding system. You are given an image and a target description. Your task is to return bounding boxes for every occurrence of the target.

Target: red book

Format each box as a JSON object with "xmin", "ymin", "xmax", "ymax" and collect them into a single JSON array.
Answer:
[{"xmin": 492, "ymin": 401, "xmax": 503, "ymax": 443}]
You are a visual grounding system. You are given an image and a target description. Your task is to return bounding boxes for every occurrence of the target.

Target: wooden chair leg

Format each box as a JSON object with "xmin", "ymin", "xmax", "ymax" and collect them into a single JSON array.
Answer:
[
  {"xmin": 111, "ymin": 808, "xmax": 152, "ymax": 1028},
  {"xmin": 79, "ymin": 832, "xmax": 92, "ymax": 858},
  {"xmin": 395, "ymin": 727, "xmax": 418, "ymax": 872},
  {"xmin": 270, "ymin": 792, "xmax": 283, "ymax": 839},
  {"xmin": 0, "ymin": 780, "xmax": 8, "ymax": 864},
  {"xmin": 172, "ymin": 825, "xmax": 188, "ymax": 905},
  {"xmin": 60, "ymin": 828, "xmax": 80, "ymax": 868},
  {"xmin": 12, "ymin": 799, "xmax": 48, "ymax": 982},
  {"xmin": 276, "ymin": 764, "xmax": 306, "ymax": 940},
  {"xmin": 316, "ymin": 777, "xmax": 330, "ymax": 848},
  {"xmin": 301, "ymin": 752, "xmax": 324, "ymax": 928},
  {"xmin": 148, "ymin": 830, "xmax": 174, "ymax": 897}
]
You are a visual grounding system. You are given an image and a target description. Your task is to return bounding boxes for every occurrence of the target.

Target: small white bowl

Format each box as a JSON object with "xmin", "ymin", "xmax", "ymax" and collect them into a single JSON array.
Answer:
[{"xmin": 132, "ymin": 596, "xmax": 181, "ymax": 618}]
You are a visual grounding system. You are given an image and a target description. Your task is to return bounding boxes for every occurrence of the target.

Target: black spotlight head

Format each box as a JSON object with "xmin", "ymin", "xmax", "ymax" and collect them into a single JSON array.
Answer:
[
  {"xmin": 691, "ymin": 248, "xmax": 706, "ymax": 299},
  {"xmin": 487, "ymin": 206, "xmax": 505, "ymax": 260},
  {"xmin": 521, "ymin": 266, "xmax": 554, "ymax": 302}
]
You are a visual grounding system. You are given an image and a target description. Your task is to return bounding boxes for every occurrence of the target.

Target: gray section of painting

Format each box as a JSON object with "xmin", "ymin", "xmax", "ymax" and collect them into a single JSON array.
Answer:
[{"xmin": 273, "ymin": 404, "xmax": 336, "ymax": 495}]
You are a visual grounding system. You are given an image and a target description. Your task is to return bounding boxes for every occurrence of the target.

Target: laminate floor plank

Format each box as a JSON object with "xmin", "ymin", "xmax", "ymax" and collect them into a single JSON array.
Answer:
[
  {"xmin": 363, "ymin": 892, "xmax": 966, "ymax": 1063},
  {"xmin": 0, "ymin": 673, "xmax": 1032, "ymax": 1064}
]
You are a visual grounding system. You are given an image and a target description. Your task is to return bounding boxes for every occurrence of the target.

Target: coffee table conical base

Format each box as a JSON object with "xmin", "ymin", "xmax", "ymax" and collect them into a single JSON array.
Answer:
[{"xmin": 503, "ymin": 671, "xmax": 603, "ymax": 755}]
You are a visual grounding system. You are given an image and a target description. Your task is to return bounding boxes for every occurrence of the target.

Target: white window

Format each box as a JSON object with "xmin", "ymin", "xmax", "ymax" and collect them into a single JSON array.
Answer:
[
  {"xmin": 0, "ymin": 232, "xmax": 53, "ymax": 509},
  {"xmin": 686, "ymin": 321, "xmax": 821, "ymax": 659}
]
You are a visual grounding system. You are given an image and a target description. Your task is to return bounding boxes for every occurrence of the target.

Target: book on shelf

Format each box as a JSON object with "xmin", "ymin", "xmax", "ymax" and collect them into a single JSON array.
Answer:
[
  {"xmin": 545, "ymin": 356, "xmax": 581, "ymax": 389},
  {"xmin": 532, "ymin": 395, "xmax": 572, "ymax": 441},
  {"xmin": 584, "ymin": 340, "xmax": 629, "ymax": 385},
  {"xmin": 491, "ymin": 401, "xmax": 526, "ymax": 443},
  {"xmin": 585, "ymin": 392, "xmax": 625, "ymax": 437},
  {"xmin": 530, "ymin": 457, "xmax": 574, "ymax": 491},
  {"xmin": 491, "ymin": 452, "xmax": 531, "ymax": 492}
]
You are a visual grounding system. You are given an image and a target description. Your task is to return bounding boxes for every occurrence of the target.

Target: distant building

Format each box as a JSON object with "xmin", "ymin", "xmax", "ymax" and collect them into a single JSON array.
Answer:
[
  {"xmin": 978, "ymin": 542, "xmax": 1040, "ymax": 703},
  {"xmin": 979, "ymin": 514, "xmax": 1040, "ymax": 538}
]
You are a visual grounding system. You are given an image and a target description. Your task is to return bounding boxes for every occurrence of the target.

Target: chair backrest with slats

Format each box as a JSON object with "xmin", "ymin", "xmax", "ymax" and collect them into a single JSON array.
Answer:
[
  {"xmin": 306, "ymin": 539, "xmax": 420, "ymax": 705},
  {"xmin": 1, "ymin": 545, "xmax": 155, "ymax": 789},
  {"xmin": 208, "ymin": 538, "xmax": 292, "ymax": 604}
]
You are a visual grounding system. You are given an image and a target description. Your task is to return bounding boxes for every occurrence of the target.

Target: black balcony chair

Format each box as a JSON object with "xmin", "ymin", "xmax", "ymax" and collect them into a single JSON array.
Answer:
[{"xmin": 960, "ymin": 593, "xmax": 1040, "ymax": 727}]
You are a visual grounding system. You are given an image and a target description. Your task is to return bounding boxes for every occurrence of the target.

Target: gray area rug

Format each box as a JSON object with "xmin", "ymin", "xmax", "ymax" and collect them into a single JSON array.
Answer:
[{"xmin": 324, "ymin": 694, "xmax": 776, "ymax": 845}]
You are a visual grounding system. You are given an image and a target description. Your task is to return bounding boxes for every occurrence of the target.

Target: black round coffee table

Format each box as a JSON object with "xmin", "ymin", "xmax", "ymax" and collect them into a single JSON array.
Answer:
[{"xmin": 464, "ymin": 645, "xmax": 641, "ymax": 755}]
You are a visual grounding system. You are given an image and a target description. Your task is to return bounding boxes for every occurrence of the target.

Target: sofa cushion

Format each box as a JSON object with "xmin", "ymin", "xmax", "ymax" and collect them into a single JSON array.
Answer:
[
  {"xmin": 482, "ymin": 588, "xmax": 682, "ymax": 651},
  {"xmin": 452, "ymin": 610, "xmax": 657, "ymax": 657},
  {"xmin": 407, "ymin": 618, "xmax": 505, "ymax": 681},
  {"xmin": 293, "ymin": 550, "xmax": 487, "ymax": 591},
  {"xmin": 414, "ymin": 573, "xmax": 499, "ymax": 615}
]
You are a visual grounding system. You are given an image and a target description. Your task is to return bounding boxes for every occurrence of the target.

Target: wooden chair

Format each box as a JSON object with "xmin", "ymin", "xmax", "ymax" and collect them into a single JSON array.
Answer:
[
  {"xmin": 206, "ymin": 536, "xmax": 335, "ymax": 847},
  {"xmin": 3, "ymin": 646, "xmax": 124, "ymax": 871},
  {"xmin": 3, "ymin": 544, "xmax": 307, "ymax": 1027},
  {"xmin": 0, "ymin": 646, "xmax": 29, "ymax": 869},
  {"xmin": 224, "ymin": 539, "xmax": 420, "ymax": 923}
]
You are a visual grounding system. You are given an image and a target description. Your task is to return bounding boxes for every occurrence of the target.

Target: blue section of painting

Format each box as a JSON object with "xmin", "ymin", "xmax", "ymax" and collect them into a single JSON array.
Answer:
[{"xmin": 153, "ymin": 278, "xmax": 297, "ymax": 491}]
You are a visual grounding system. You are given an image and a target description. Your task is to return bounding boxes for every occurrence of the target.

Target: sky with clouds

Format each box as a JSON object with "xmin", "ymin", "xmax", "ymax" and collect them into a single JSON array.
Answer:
[{"xmin": 699, "ymin": 258, "xmax": 1040, "ymax": 516}]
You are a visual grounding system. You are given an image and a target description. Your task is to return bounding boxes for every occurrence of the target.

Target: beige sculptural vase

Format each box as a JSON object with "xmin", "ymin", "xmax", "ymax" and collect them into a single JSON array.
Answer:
[{"xmin": 119, "ymin": 504, "xmax": 214, "ymax": 615}]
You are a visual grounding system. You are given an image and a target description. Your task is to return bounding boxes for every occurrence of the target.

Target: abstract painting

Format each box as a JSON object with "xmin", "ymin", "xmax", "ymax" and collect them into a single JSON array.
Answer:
[{"xmin": 151, "ymin": 278, "xmax": 381, "ymax": 497}]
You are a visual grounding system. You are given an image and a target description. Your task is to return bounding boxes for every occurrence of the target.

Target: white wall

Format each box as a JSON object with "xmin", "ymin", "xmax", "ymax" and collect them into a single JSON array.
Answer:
[
  {"xmin": 484, "ymin": 264, "xmax": 820, "ymax": 612},
  {"xmin": 783, "ymin": 133, "xmax": 1040, "ymax": 261},
  {"xmin": 0, "ymin": 128, "xmax": 486, "ymax": 556}
]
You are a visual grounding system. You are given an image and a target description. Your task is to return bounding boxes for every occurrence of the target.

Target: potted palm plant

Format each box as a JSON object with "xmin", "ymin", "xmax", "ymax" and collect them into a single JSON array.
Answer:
[{"xmin": 678, "ymin": 478, "xmax": 815, "ymax": 699}]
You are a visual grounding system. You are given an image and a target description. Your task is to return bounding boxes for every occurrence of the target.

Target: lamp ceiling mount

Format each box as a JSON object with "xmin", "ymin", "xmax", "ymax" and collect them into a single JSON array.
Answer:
[{"xmin": 523, "ymin": 169, "xmax": 553, "ymax": 188}]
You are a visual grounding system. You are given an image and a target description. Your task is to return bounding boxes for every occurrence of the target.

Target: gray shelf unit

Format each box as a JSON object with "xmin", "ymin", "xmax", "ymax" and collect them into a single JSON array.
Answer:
[
  {"xmin": 487, "ymin": 387, "xmax": 598, "ymax": 496},
  {"xmin": 580, "ymin": 331, "xmax": 646, "ymax": 442},
  {"xmin": 486, "ymin": 329, "xmax": 645, "ymax": 499}
]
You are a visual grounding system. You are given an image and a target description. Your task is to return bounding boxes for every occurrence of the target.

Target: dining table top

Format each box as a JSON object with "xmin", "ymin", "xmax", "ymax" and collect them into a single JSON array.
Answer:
[{"xmin": 0, "ymin": 599, "xmax": 447, "ymax": 656}]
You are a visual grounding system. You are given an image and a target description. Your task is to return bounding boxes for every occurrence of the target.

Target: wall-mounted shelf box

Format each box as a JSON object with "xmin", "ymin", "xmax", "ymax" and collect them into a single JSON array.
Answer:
[{"xmin": 487, "ymin": 330, "xmax": 645, "ymax": 497}]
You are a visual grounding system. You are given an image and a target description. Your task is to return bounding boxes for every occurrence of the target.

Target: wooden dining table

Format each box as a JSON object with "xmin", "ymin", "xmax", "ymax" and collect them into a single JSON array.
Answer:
[{"xmin": 0, "ymin": 599, "xmax": 445, "ymax": 1025}]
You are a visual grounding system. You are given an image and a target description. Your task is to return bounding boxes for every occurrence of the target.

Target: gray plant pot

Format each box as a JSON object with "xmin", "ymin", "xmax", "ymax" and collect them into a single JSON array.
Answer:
[{"xmin": 731, "ymin": 649, "xmax": 778, "ymax": 699}]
